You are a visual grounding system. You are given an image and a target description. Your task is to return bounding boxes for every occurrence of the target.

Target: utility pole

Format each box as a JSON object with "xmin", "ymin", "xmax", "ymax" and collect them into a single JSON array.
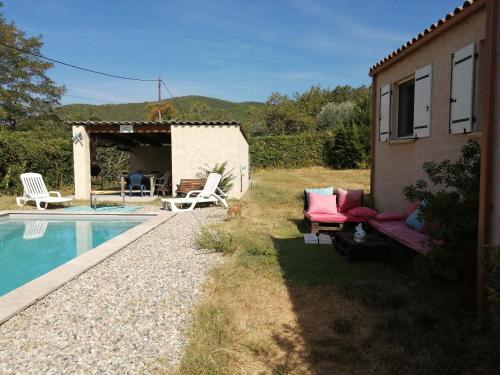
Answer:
[{"xmin": 158, "ymin": 77, "xmax": 162, "ymax": 121}]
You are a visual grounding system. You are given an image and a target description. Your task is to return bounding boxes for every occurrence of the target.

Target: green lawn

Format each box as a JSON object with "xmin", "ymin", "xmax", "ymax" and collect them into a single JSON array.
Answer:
[{"xmin": 171, "ymin": 167, "xmax": 500, "ymax": 375}]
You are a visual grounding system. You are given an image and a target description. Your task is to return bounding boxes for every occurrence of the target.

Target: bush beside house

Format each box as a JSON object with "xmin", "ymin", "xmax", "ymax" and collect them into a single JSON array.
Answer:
[
  {"xmin": 249, "ymin": 131, "xmax": 370, "ymax": 169},
  {"xmin": 250, "ymin": 133, "xmax": 329, "ymax": 168}
]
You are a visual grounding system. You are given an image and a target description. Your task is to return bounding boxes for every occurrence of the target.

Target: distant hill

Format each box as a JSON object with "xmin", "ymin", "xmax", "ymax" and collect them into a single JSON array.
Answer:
[{"xmin": 57, "ymin": 95, "xmax": 263, "ymax": 123}]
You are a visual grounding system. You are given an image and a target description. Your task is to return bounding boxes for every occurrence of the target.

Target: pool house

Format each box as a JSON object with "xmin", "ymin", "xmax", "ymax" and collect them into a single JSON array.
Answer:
[{"xmin": 67, "ymin": 120, "xmax": 250, "ymax": 200}]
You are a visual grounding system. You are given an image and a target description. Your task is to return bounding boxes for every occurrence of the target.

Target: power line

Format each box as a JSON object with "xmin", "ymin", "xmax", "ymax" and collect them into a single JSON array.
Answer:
[
  {"xmin": 0, "ymin": 41, "xmax": 157, "ymax": 82},
  {"xmin": 1, "ymin": 41, "xmax": 186, "ymax": 114},
  {"xmin": 160, "ymin": 80, "xmax": 185, "ymax": 114}
]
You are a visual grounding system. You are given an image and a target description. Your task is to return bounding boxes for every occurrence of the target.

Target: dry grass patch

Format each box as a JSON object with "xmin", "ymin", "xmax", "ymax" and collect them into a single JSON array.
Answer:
[{"xmin": 169, "ymin": 167, "xmax": 500, "ymax": 375}]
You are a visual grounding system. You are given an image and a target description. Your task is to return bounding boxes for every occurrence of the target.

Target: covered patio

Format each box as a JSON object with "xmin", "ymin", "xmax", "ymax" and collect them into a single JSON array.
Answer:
[{"xmin": 67, "ymin": 120, "xmax": 250, "ymax": 202}]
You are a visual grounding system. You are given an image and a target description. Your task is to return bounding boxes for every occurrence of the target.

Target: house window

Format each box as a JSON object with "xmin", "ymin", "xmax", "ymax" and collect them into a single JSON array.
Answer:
[
  {"xmin": 378, "ymin": 65, "xmax": 431, "ymax": 143},
  {"xmin": 397, "ymin": 78, "xmax": 415, "ymax": 138}
]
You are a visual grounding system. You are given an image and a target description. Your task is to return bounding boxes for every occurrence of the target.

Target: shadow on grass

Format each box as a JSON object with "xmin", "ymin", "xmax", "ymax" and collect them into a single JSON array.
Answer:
[
  {"xmin": 271, "ymin": 235, "xmax": 500, "ymax": 374},
  {"xmin": 274, "ymin": 235, "xmax": 414, "ymax": 285}
]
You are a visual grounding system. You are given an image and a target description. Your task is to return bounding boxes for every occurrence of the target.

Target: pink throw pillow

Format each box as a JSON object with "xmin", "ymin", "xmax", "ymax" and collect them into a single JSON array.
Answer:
[
  {"xmin": 337, "ymin": 188, "xmax": 363, "ymax": 213},
  {"xmin": 404, "ymin": 201, "xmax": 420, "ymax": 218},
  {"xmin": 308, "ymin": 192, "xmax": 337, "ymax": 214},
  {"xmin": 348, "ymin": 206, "xmax": 378, "ymax": 217},
  {"xmin": 375, "ymin": 212, "xmax": 405, "ymax": 221}
]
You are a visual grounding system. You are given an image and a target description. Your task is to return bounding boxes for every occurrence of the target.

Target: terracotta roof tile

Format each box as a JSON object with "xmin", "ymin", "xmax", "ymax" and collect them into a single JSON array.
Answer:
[{"xmin": 369, "ymin": 0, "xmax": 483, "ymax": 75}]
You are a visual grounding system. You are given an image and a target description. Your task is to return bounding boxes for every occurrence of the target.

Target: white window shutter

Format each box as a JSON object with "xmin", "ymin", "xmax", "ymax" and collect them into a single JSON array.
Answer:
[
  {"xmin": 379, "ymin": 84, "xmax": 391, "ymax": 142},
  {"xmin": 413, "ymin": 65, "xmax": 432, "ymax": 138},
  {"xmin": 450, "ymin": 43, "xmax": 475, "ymax": 134}
]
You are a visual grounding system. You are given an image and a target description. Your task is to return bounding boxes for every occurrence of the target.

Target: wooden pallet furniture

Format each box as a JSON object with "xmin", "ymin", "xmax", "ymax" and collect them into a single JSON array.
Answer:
[{"xmin": 175, "ymin": 178, "xmax": 206, "ymax": 196}]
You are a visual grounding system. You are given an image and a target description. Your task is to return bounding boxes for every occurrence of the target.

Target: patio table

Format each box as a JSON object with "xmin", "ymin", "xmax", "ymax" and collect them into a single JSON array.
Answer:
[
  {"xmin": 333, "ymin": 231, "xmax": 391, "ymax": 262},
  {"xmin": 90, "ymin": 190, "xmax": 126, "ymax": 209}
]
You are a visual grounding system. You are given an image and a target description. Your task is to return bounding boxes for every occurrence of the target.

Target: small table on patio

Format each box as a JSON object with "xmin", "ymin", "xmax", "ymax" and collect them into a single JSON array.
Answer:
[
  {"xmin": 333, "ymin": 231, "xmax": 391, "ymax": 262},
  {"xmin": 90, "ymin": 190, "xmax": 126, "ymax": 209}
]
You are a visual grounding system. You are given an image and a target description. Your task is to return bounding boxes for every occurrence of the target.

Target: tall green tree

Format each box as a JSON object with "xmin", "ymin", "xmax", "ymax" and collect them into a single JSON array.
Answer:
[
  {"xmin": 248, "ymin": 85, "xmax": 372, "ymax": 136},
  {"xmin": 252, "ymin": 92, "xmax": 315, "ymax": 135},
  {"xmin": 0, "ymin": 3, "xmax": 64, "ymax": 127},
  {"xmin": 317, "ymin": 101, "xmax": 356, "ymax": 131}
]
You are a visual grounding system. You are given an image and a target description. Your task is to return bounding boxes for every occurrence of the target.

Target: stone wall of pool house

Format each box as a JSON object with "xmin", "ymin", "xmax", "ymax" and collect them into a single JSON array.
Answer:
[
  {"xmin": 130, "ymin": 145, "xmax": 172, "ymax": 175},
  {"xmin": 72, "ymin": 125, "xmax": 92, "ymax": 200},
  {"xmin": 238, "ymin": 129, "xmax": 250, "ymax": 196},
  {"xmin": 170, "ymin": 124, "xmax": 249, "ymax": 199},
  {"xmin": 372, "ymin": 8, "xmax": 486, "ymax": 213}
]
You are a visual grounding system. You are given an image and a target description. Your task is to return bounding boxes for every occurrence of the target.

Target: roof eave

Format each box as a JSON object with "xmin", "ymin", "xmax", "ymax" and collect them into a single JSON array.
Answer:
[{"xmin": 65, "ymin": 120, "xmax": 241, "ymax": 126}]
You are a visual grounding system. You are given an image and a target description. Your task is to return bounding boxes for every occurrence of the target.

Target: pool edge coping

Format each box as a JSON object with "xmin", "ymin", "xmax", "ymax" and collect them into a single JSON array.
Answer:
[{"xmin": 0, "ymin": 211, "xmax": 175, "ymax": 326}]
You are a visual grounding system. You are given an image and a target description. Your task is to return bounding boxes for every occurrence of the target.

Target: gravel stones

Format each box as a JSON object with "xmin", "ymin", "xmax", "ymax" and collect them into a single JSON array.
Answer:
[{"xmin": 0, "ymin": 207, "xmax": 226, "ymax": 374}]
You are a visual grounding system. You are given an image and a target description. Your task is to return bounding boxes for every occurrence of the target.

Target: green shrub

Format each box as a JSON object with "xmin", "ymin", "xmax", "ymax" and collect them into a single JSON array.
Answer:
[
  {"xmin": 196, "ymin": 227, "xmax": 237, "ymax": 254},
  {"xmin": 250, "ymin": 133, "xmax": 329, "ymax": 169},
  {"xmin": 196, "ymin": 161, "xmax": 235, "ymax": 193},
  {"xmin": 404, "ymin": 140, "xmax": 480, "ymax": 282},
  {"xmin": 325, "ymin": 124, "xmax": 370, "ymax": 169},
  {"xmin": 95, "ymin": 146, "xmax": 130, "ymax": 187},
  {"xmin": 0, "ymin": 130, "xmax": 73, "ymax": 194}
]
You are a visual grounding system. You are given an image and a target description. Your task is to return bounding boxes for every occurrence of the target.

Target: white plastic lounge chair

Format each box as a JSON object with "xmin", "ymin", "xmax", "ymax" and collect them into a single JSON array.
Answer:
[
  {"xmin": 16, "ymin": 173, "xmax": 73, "ymax": 210},
  {"xmin": 161, "ymin": 173, "xmax": 228, "ymax": 212}
]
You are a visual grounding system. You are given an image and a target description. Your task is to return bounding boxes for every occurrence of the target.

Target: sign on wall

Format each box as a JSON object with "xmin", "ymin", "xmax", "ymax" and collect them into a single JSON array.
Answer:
[{"xmin": 120, "ymin": 125, "xmax": 134, "ymax": 133}]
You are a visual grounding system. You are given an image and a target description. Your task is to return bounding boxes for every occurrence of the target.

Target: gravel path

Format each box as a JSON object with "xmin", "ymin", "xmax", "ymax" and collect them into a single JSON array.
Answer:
[{"xmin": 0, "ymin": 207, "xmax": 226, "ymax": 374}]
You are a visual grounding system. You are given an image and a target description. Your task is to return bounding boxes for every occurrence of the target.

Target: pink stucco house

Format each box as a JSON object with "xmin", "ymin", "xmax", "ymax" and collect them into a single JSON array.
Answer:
[{"xmin": 369, "ymin": 0, "xmax": 498, "ymax": 311}]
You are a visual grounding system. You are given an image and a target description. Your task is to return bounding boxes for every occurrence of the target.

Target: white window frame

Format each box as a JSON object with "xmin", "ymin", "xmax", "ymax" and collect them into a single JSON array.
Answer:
[{"xmin": 393, "ymin": 75, "xmax": 416, "ymax": 140}]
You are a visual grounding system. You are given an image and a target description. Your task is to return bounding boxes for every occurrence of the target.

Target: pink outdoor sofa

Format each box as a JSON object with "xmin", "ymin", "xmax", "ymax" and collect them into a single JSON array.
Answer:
[
  {"xmin": 303, "ymin": 189, "xmax": 432, "ymax": 255},
  {"xmin": 367, "ymin": 216, "xmax": 431, "ymax": 255}
]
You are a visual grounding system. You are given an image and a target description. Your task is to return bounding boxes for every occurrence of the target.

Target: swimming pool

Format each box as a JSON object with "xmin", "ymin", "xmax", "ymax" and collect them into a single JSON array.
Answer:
[{"xmin": 0, "ymin": 214, "xmax": 147, "ymax": 297}]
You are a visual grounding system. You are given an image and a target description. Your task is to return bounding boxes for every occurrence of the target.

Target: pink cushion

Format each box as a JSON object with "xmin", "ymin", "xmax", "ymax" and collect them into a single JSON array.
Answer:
[
  {"xmin": 367, "ymin": 218, "xmax": 430, "ymax": 254},
  {"xmin": 404, "ymin": 201, "xmax": 420, "ymax": 218},
  {"xmin": 305, "ymin": 211, "xmax": 368, "ymax": 223},
  {"xmin": 347, "ymin": 206, "xmax": 378, "ymax": 217},
  {"xmin": 337, "ymin": 189, "xmax": 364, "ymax": 213},
  {"xmin": 308, "ymin": 192, "xmax": 337, "ymax": 214},
  {"xmin": 375, "ymin": 212, "xmax": 406, "ymax": 221}
]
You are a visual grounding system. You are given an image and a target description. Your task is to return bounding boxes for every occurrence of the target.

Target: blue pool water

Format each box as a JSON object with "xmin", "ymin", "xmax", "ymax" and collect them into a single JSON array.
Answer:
[{"xmin": 0, "ymin": 216, "xmax": 145, "ymax": 297}]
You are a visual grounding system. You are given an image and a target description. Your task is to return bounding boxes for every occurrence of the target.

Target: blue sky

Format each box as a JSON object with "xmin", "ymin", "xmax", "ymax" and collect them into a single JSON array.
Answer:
[{"xmin": 3, "ymin": 0, "xmax": 461, "ymax": 104}]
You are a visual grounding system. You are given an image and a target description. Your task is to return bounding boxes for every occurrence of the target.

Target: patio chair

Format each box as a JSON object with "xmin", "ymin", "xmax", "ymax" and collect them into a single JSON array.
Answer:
[
  {"xmin": 161, "ymin": 173, "xmax": 228, "ymax": 212},
  {"xmin": 127, "ymin": 172, "xmax": 145, "ymax": 196},
  {"xmin": 154, "ymin": 171, "xmax": 171, "ymax": 197},
  {"xmin": 16, "ymin": 173, "xmax": 73, "ymax": 210}
]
